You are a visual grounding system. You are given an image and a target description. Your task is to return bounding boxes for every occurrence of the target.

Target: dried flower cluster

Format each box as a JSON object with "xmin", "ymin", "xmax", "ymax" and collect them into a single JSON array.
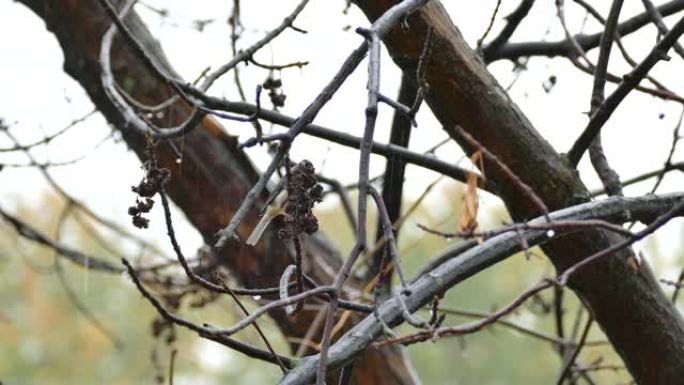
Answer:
[
  {"xmin": 277, "ymin": 160, "xmax": 323, "ymax": 240},
  {"xmin": 128, "ymin": 143, "xmax": 169, "ymax": 229}
]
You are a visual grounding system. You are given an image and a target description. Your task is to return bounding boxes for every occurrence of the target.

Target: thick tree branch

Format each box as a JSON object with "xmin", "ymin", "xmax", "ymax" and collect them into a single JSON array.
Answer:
[
  {"xmin": 353, "ymin": 1, "xmax": 684, "ymax": 383},
  {"xmin": 17, "ymin": 1, "xmax": 418, "ymax": 384},
  {"xmin": 279, "ymin": 193, "xmax": 684, "ymax": 384}
]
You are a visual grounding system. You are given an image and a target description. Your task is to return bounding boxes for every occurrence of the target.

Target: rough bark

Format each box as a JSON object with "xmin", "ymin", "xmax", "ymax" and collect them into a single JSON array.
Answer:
[
  {"xmin": 278, "ymin": 194, "xmax": 684, "ymax": 385},
  {"xmin": 17, "ymin": 0, "xmax": 418, "ymax": 384},
  {"xmin": 354, "ymin": 1, "xmax": 684, "ymax": 384}
]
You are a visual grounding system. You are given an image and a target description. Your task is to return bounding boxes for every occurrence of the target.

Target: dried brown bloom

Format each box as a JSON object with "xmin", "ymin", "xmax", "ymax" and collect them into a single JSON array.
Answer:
[{"xmin": 277, "ymin": 160, "xmax": 323, "ymax": 241}]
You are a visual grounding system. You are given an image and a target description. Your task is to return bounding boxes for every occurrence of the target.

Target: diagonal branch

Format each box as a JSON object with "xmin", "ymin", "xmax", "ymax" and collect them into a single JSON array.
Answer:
[
  {"xmin": 587, "ymin": 0, "xmax": 624, "ymax": 198},
  {"xmin": 344, "ymin": 2, "xmax": 684, "ymax": 382},
  {"xmin": 486, "ymin": 0, "xmax": 684, "ymax": 62},
  {"xmin": 0, "ymin": 205, "xmax": 123, "ymax": 273},
  {"xmin": 567, "ymin": 14, "xmax": 684, "ymax": 166},
  {"xmin": 278, "ymin": 193, "xmax": 684, "ymax": 384},
  {"xmin": 482, "ymin": 0, "xmax": 535, "ymax": 59},
  {"xmin": 180, "ymin": 91, "xmax": 492, "ymax": 192},
  {"xmin": 369, "ymin": 74, "xmax": 416, "ymax": 287},
  {"xmin": 16, "ymin": 1, "xmax": 421, "ymax": 383}
]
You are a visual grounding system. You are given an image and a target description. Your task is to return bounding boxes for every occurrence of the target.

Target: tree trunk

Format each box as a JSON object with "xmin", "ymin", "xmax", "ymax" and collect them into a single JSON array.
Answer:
[
  {"xmin": 354, "ymin": 1, "xmax": 684, "ymax": 384},
  {"xmin": 18, "ymin": 0, "xmax": 419, "ymax": 384}
]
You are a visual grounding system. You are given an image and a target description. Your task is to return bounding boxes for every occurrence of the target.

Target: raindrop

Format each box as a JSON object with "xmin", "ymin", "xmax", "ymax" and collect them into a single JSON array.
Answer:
[
  {"xmin": 156, "ymin": 111, "xmax": 165, "ymax": 119},
  {"xmin": 546, "ymin": 229, "xmax": 555, "ymax": 238},
  {"xmin": 252, "ymin": 295, "xmax": 262, "ymax": 301},
  {"xmin": 175, "ymin": 158, "xmax": 182, "ymax": 164}
]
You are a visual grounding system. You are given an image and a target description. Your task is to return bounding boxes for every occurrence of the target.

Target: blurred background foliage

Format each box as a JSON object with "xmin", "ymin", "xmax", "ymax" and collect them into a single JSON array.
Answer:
[{"xmin": 0, "ymin": 181, "xmax": 681, "ymax": 384}]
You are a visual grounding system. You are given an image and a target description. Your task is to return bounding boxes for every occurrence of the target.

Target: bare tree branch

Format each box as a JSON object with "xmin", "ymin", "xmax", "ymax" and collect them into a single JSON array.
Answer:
[{"xmin": 278, "ymin": 193, "xmax": 684, "ymax": 384}]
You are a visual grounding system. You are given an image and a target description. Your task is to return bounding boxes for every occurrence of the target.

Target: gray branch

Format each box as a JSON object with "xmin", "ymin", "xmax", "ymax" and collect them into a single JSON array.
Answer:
[{"xmin": 278, "ymin": 192, "xmax": 684, "ymax": 384}]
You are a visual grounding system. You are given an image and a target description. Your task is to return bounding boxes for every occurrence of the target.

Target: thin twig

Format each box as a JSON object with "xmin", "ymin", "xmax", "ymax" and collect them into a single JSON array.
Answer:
[
  {"xmin": 157, "ymin": 187, "xmax": 287, "ymax": 372},
  {"xmin": 558, "ymin": 198, "xmax": 684, "ymax": 284},
  {"xmin": 567, "ymin": 14, "xmax": 684, "ymax": 166},
  {"xmin": 477, "ymin": 0, "xmax": 503, "ymax": 53},
  {"xmin": 276, "ymin": 193, "xmax": 684, "ymax": 385},
  {"xmin": 455, "ymin": 126, "xmax": 548, "ymax": 216},
  {"xmin": 369, "ymin": 74, "xmax": 416, "ymax": 287},
  {"xmin": 482, "ymin": 0, "xmax": 536, "ymax": 59},
  {"xmin": 418, "ymin": 218, "xmax": 633, "ymax": 240},
  {"xmin": 179, "ymin": 90, "xmax": 491, "ymax": 191},
  {"xmin": 485, "ymin": 0, "xmax": 684, "ymax": 62},
  {"xmin": 557, "ymin": 316, "xmax": 594, "ymax": 385},
  {"xmin": 0, "ymin": 205, "xmax": 123, "ymax": 273},
  {"xmin": 374, "ymin": 280, "xmax": 554, "ymax": 347},
  {"xmin": 641, "ymin": 0, "xmax": 684, "ymax": 60},
  {"xmin": 121, "ymin": 258, "xmax": 295, "ymax": 368},
  {"xmin": 649, "ymin": 108, "xmax": 684, "ymax": 194},
  {"xmin": 587, "ymin": 0, "xmax": 624, "ymax": 197}
]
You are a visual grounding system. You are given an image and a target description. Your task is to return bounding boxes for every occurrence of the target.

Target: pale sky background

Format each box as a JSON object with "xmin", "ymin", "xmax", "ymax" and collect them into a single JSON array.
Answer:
[{"xmin": 0, "ymin": 0, "xmax": 683, "ymax": 371}]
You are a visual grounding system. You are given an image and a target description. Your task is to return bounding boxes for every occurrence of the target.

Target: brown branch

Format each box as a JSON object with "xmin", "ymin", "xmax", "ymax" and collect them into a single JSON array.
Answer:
[
  {"xmin": 16, "ymin": 1, "xmax": 418, "ymax": 383},
  {"xmin": 558, "ymin": 197, "xmax": 684, "ymax": 284},
  {"xmin": 122, "ymin": 258, "xmax": 296, "ymax": 368},
  {"xmin": 0, "ymin": 204, "xmax": 123, "ymax": 273},
  {"xmin": 556, "ymin": 315, "xmax": 594, "ymax": 385},
  {"xmin": 587, "ymin": 0, "xmax": 624, "ymax": 198},
  {"xmin": 278, "ymin": 193, "xmax": 684, "ymax": 384},
  {"xmin": 567, "ymin": 14, "xmax": 684, "ymax": 166},
  {"xmin": 180, "ymin": 89, "xmax": 493, "ymax": 192},
  {"xmin": 369, "ymin": 74, "xmax": 416, "ymax": 287},
  {"xmin": 482, "ymin": 0, "xmax": 535, "ymax": 58},
  {"xmin": 641, "ymin": 0, "xmax": 684, "ymax": 60},
  {"xmin": 374, "ymin": 280, "xmax": 553, "ymax": 347},
  {"xmin": 485, "ymin": 0, "xmax": 684, "ymax": 62}
]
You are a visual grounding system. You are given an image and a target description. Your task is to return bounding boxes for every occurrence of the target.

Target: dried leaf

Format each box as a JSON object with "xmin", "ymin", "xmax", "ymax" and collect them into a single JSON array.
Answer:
[{"xmin": 459, "ymin": 150, "xmax": 483, "ymax": 234}]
